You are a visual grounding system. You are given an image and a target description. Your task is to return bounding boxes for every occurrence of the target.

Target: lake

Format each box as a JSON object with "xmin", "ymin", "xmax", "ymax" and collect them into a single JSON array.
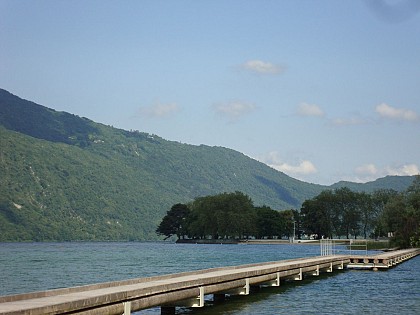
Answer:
[{"xmin": 0, "ymin": 242, "xmax": 419, "ymax": 314}]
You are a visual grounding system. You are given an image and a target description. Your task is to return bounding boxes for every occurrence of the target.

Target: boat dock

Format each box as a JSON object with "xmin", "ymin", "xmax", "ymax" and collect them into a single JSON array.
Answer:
[
  {"xmin": 347, "ymin": 248, "xmax": 420, "ymax": 270},
  {"xmin": 0, "ymin": 248, "xmax": 418, "ymax": 315}
]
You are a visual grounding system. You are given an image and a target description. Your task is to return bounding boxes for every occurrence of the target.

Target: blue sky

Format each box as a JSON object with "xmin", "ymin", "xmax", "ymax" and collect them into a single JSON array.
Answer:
[{"xmin": 1, "ymin": 0, "xmax": 419, "ymax": 185}]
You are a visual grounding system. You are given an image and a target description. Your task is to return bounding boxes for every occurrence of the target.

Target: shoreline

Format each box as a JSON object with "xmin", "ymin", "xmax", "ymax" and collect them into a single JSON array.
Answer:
[
  {"xmin": 175, "ymin": 239, "xmax": 320, "ymax": 245},
  {"xmin": 241, "ymin": 239, "xmax": 320, "ymax": 245}
]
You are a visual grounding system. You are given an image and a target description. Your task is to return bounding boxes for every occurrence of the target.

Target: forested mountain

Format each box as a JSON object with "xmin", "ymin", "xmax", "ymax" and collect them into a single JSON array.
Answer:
[
  {"xmin": 0, "ymin": 88, "xmax": 415, "ymax": 241},
  {"xmin": 330, "ymin": 176, "xmax": 414, "ymax": 193}
]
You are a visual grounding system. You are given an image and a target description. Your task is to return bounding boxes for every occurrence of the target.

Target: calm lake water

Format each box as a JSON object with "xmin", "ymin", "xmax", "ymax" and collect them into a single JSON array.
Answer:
[{"xmin": 1, "ymin": 242, "xmax": 419, "ymax": 314}]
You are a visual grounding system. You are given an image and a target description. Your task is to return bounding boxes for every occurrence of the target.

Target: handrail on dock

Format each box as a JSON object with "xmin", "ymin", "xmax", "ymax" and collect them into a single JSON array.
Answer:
[{"xmin": 320, "ymin": 239, "xmax": 368, "ymax": 256}]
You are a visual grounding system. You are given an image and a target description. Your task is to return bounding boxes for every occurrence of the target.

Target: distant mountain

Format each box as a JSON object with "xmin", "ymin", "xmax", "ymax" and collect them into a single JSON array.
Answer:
[
  {"xmin": 0, "ymin": 88, "xmax": 415, "ymax": 241},
  {"xmin": 0, "ymin": 89, "xmax": 97, "ymax": 146},
  {"xmin": 330, "ymin": 176, "xmax": 415, "ymax": 193}
]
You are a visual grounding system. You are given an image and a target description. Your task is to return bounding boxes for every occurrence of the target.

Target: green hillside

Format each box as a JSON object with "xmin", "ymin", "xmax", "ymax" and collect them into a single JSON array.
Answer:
[
  {"xmin": 330, "ymin": 176, "xmax": 415, "ymax": 193},
  {"xmin": 0, "ymin": 89, "xmax": 414, "ymax": 241}
]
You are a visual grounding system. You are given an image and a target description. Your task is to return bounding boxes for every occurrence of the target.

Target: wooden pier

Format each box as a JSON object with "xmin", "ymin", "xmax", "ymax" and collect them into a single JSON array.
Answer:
[{"xmin": 0, "ymin": 248, "xmax": 418, "ymax": 315}]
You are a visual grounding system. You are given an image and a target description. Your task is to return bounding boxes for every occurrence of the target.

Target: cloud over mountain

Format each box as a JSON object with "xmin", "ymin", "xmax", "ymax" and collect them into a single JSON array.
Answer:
[
  {"xmin": 262, "ymin": 151, "xmax": 317, "ymax": 179},
  {"xmin": 354, "ymin": 163, "xmax": 419, "ymax": 182},
  {"xmin": 375, "ymin": 103, "xmax": 419, "ymax": 122}
]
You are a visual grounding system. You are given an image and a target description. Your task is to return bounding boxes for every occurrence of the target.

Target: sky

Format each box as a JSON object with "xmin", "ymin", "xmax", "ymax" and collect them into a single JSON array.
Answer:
[{"xmin": 1, "ymin": 0, "xmax": 419, "ymax": 185}]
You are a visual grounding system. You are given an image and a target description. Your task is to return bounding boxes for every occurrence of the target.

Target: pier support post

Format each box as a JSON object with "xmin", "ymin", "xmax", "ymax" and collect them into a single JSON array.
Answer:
[
  {"xmin": 123, "ymin": 301, "xmax": 131, "ymax": 315},
  {"xmin": 195, "ymin": 287, "xmax": 205, "ymax": 307},
  {"xmin": 327, "ymin": 262, "xmax": 333, "ymax": 273},
  {"xmin": 225, "ymin": 278, "xmax": 250, "ymax": 295},
  {"xmin": 244, "ymin": 278, "xmax": 250, "ymax": 295},
  {"xmin": 275, "ymin": 271, "xmax": 281, "ymax": 286},
  {"xmin": 294, "ymin": 268, "xmax": 303, "ymax": 280},
  {"xmin": 262, "ymin": 272, "xmax": 281, "ymax": 287}
]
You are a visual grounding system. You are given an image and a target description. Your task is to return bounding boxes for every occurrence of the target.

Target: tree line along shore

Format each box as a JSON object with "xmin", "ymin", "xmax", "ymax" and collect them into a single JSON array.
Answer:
[{"xmin": 157, "ymin": 176, "xmax": 420, "ymax": 249}]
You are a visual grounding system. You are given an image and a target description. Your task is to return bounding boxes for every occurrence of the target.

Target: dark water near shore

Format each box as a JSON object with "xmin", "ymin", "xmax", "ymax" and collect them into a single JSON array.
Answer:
[{"xmin": 1, "ymin": 242, "xmax": 419, "ymax": 314}]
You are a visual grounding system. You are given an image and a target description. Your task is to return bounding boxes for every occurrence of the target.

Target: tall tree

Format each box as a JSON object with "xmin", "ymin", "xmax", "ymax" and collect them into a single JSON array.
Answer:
[
  {"xmin": 371, "ymin": 189, "xmax": 398, "ymax": 238},
  {"xmin": 156, "ymin": 203, "xmax": 190, "ymax": 240},
  {"xmin": 187, "ymin": 191, "xmax": 256, "ymax": 239},
  {"xmin": 280, "ymin": 209, "xmax": 295, "ymax": 239},
  {"xmin": 380, "ymin": 176, "xmax": 420, "ymax": 248},
  {"xmin": 358, "ymin": 192, "xmax": 374, "ymax": 239},
  {"xmin": 301, "ymin": 192, "xmax": 333, "ymax": 239},
  {"xmin": 292, "ymin": 209, "xmax": 303, "ymax": 240},
  {"xmin": 301, "ymin": 188, "xmax": 366, "ymax": 239},
  {"xmin": 255, "ymin": 206, "xmax": 282, "ymax": 239},
  {"xmin": 335, "ymin": 188, "xmax": 361, "ymax": 239}
]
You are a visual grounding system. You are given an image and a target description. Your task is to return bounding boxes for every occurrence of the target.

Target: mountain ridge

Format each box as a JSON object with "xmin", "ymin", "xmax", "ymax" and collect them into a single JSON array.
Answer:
[{"xmin": 0, "ymin": 88, "xmax": 414, "ymax": 241}]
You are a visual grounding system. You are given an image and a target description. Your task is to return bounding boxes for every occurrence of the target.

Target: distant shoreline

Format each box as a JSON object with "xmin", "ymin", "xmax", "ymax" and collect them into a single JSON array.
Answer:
[
  {"xmin": 240, "ymin": 239, "xmax": 320, "ymax": 245},
  {"xmin": 175, "ymin": 239, "xmax": 320, "ymax": 245}
]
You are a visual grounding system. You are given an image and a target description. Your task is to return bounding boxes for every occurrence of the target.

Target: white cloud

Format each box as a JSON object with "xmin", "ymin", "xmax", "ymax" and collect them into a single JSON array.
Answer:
[
  {"xmin": 262, "ymin": 152, "xmax": 317, "ymax": 177},
  {"xmin": 296, "ymin": 103, "xmax": 324, "ymax": 117},
  {"xmin": 212, "ymin": 100, "xmax": 256, "ymax": 121},
  {"xmin": 240, "ymin": 60, "xmax": 284, "ymax": 75},
  {"xmin": 139, "ymin": 102, "xmax": 180, "ymax": 118},
  {"xmin": 385, "ymin": 164, "xmax": 420, "ymax": 176},
  {"xmin": 275, "ymin": 160, "xmax": 318, "ymax": 175},
  {"xmin": 375, "ymin": 103, "xmax": 419, "ymax": 122},
  {"xmin": 353, "ymin": 163, "xmax": 419, "ymax": 182},
  {"xmin": 355, "ymin": 164, "xmax": 378, "ymax": 176}
]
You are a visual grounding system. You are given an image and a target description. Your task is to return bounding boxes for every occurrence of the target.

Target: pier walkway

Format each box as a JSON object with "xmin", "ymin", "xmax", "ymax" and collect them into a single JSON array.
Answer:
[
  {"xmin": 0, "ymin": 248, "xmax": 418, "ymax": 315},
  {"xmin": 347, "ymin": 248, "xmax": 420, "ymax": 270}
]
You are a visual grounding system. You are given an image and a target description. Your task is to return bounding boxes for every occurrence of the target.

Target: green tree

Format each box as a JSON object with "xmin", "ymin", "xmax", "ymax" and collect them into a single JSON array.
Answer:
[
  {"xmin": 371, "ymin": 189, "xmax": 398, "ymax": 238},
  {"xmin": 292, "ymin": 209, "xmax": 303, "ymax": 239},
  {"xmin": 156, "ymin": 203, "xmax": 190, "ymax": 240},
  {"xmin": 301, "ymin": 188, "xmax": 365, "ymax": 239},
  {"xmin": 358, "ymin": 192, "xmax": 374, "ymax": 239},
  {"xmin": 335, "ymin": 188, "xmax": 361, "ymax": 239},
  {"xmin": 280, "ymin": 209, "xmax": 295, "ymax": 239},
  {"xmin": 187, "ymin": 191, "xmax": 256, "ymax": 239},
  {"xmin": 301, "ymin": 191, "xmax": 333, "ymax": 239},
  {"xmin": 255, "ymin": 206, "xmax": 282, "ymax": 239},
  {"xmin": 380, "ymin": 176, "xmax": 420, "ymax": 248}
]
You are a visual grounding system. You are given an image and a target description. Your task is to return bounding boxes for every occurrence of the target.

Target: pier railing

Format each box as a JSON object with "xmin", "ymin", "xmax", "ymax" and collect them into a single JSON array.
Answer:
[{"xmin": 320, "ymin": 239, "xmax": 367, "ymax": 256}]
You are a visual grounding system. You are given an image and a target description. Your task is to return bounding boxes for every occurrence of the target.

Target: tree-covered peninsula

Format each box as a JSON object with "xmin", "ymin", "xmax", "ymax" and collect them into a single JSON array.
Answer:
[{"xmin": 158, "ymin": 179, "xmax": 420, "ymax": 248}]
